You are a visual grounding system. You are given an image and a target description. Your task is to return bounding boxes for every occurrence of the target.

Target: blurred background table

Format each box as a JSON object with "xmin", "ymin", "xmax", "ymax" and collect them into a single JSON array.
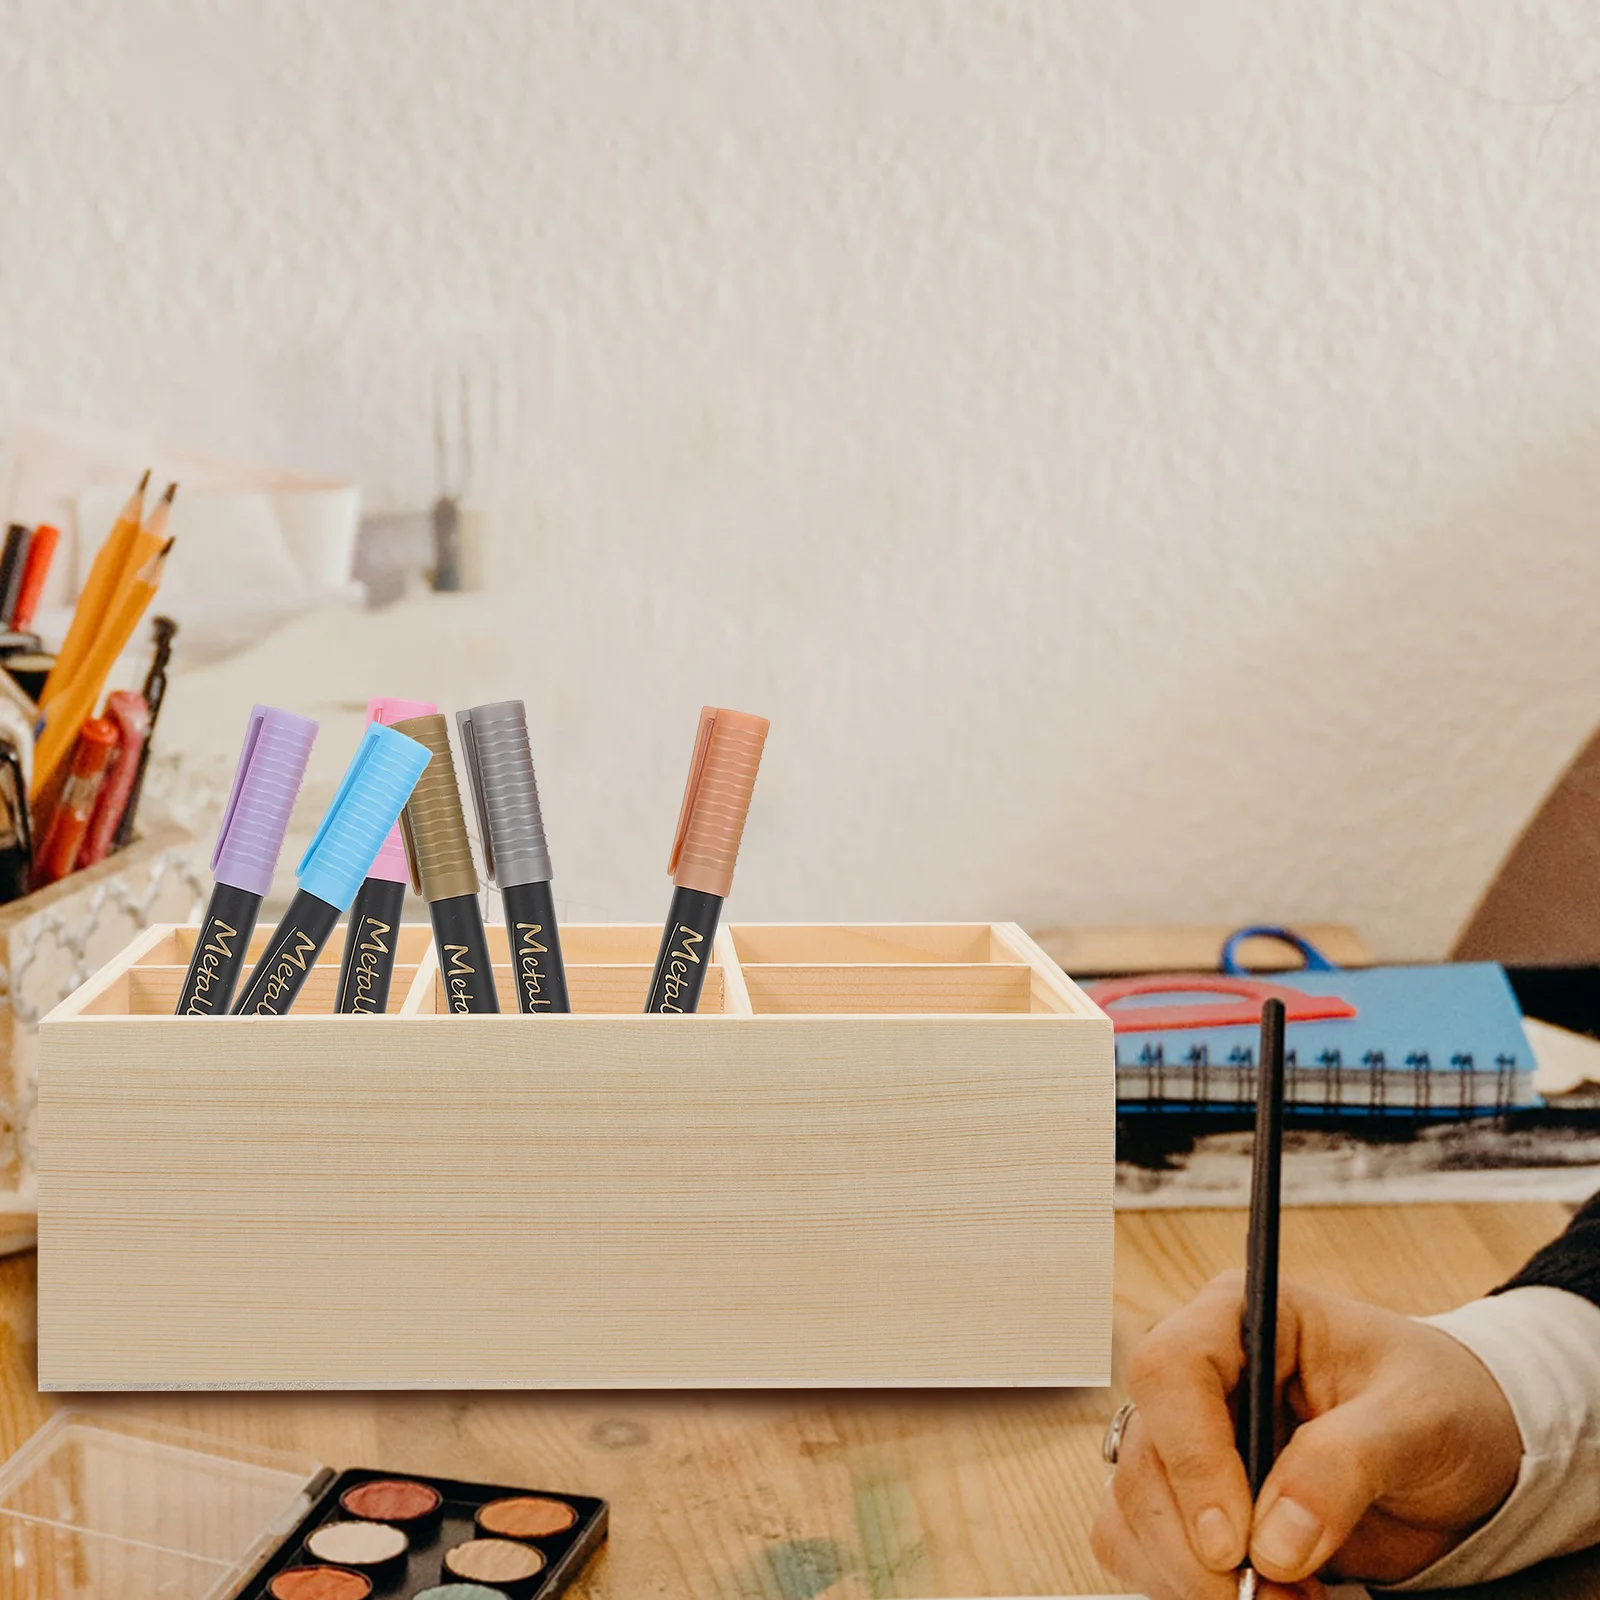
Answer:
[{"xmin": 0, "ymin": 1203, "xmax": 1580, "ymax": 1597}]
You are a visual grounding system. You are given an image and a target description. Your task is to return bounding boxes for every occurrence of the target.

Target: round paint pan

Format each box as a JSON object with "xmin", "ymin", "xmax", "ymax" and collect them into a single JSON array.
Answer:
[
  {"xmin": 304, "ymin": 1519, "xmax": 410, "ymax": 1586},
  {"xmin": 474, "ymin": 1495, "xmax": 579, "ymax": 1543},
  {"xmin": 440, "ymin": 1536, "xmax": 546, "ymax": 1597},
  {"xmin": 340, "ymin": 1477, "xmax": 445, "ymax": 1540},
  {"xmin": 266, "ymin": 1567, "xmax": 374, "ymax": 1600}
]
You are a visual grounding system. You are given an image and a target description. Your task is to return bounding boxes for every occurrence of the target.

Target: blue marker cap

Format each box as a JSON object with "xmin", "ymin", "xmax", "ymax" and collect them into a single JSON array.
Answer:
[{"xmin": 297, "ymin": 723, "xmax": 432, "ymax": 911}]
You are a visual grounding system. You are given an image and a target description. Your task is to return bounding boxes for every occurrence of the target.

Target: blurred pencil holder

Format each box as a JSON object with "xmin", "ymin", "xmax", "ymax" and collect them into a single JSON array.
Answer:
[{"xmin": 0, "ymin": 816, "xmax": 202, "ymax": 1252}]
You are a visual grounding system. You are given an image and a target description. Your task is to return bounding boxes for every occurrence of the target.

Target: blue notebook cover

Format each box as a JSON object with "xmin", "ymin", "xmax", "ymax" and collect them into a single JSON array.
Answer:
[{"xmin": 1099, "ymin": 963, "xmax": 1536, "ymax": 1115}]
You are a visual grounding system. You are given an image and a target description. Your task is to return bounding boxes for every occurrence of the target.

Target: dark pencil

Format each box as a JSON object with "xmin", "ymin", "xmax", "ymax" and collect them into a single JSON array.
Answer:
[
  {"xmin": 0, "ymin": 525, "xmax": 32, "ymax": 629},
  {"xmin": 111, "ymin": 615, "xmax": 177, "ymax": 849},
  {"xmin": 1236, "ymin": 996, "xmax": 1287, "ymax": 1600}
]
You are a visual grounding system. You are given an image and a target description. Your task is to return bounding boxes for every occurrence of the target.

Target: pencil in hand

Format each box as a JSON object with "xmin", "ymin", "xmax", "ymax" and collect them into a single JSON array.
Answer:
[{"xmin": 1236, "ymin": 996, "xmax": 1286, "ymax": 1600}]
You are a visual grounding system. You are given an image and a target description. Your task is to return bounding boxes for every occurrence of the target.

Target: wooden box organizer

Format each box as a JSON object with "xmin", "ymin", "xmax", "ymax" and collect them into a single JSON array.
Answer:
[{"xmin": 37, "ymin": 921, "xmax": 1113, "ymax": 1391}]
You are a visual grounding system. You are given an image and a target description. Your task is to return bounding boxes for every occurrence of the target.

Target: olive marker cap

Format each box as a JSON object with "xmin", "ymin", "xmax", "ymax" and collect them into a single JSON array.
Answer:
[
  {"xmin": 668, "ymin": 707, "xmax": 769, "ymax": 899},
  {"xmin": 365, "ymin": 697, "xmax": 438, "ymax": 882},
  {"xmin": 393, "ymin": 713, "xmax": 480, "ymax": 902},
  {"xmin": 456, "ymin": 700, "xmax": 553, "ymax": 889},
  {"xmin": 297, "ymin": 723, "xmax": 432, "ymax": 911},
  {"xmin": 212, "ymin": 705, "xmax": 319, "ymax": 897}
]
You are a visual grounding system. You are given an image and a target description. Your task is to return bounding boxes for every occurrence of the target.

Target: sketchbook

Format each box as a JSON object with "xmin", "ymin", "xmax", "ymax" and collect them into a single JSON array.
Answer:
[{"xmin": 1089, "ymin": 963, "xmax": 1537, "ymax": 1116}]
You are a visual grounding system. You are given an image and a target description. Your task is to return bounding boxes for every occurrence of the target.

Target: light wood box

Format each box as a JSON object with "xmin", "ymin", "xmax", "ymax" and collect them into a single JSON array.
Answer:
[{"xmin": 36, "ymin": 921, "xmax": 1113, "ymax": 1391}]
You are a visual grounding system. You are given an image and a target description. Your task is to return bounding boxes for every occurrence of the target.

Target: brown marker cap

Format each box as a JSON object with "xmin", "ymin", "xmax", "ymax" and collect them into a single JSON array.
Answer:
[
  {"xmin": 393, "ymin": 714, "xmax": 480, "ymax": 902},
  {"xmin": 668, "ymin": 707, "xmax": 769, "ymax": 899}
]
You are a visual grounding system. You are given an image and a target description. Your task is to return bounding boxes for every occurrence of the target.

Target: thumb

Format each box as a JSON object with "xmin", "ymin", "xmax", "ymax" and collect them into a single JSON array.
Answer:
[{"xmin": 1248, "ymin": 1400, "xmax": 1396, "ymax": 1583}]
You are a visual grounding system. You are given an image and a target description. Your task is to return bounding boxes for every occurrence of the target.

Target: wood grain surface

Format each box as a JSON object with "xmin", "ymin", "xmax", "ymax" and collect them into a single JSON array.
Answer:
[{"xmin": 0, "ymin": 1202, "xmax": 1578, "ymax": 1597}]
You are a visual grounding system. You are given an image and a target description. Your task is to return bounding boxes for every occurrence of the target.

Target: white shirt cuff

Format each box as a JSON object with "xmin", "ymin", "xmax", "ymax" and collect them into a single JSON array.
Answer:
[{"xmin": 1386, "ymin": 1286, "xmax": 1600, "ymax": 1590}]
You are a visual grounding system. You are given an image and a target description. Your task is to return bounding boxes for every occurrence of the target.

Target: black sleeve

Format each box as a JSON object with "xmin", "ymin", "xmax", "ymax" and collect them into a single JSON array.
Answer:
[{"xmin": 1495, "ymin": 1190, "xmax": 1600, "ymax": 1310}]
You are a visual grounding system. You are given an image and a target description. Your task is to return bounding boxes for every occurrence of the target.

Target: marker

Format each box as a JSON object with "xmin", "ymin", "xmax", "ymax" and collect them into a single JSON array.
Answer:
[
  {"xmin": 457, "ymin": 700, "xmax": 569, "ymax": 1014},
  {"xmin": 78, "ymin": 690, "xmax": 149, "ymax": 867},
  {"xmin": 9, "ymin": 522, "xmax": 59, "ymax": 632},
  {"xmin": 176, "ymin": 706, "xmax": 318, "ymax": 1016},
  {"xmin": 232, "ymin": 723, "xmax": 431, "ymax": 1016},
  {"xmin": 334, "ymin": 696, "xmax": 436, "ymax": 1014},
  {"xmin": 393, "ymin": 713, "xmax": 499, "ymax": 1014},
  {"xmin": 0, "ymin": 525, "xmax": 32, "ymax": 629},
  {"xmin": 32, "ymin": 717, "xmax": 118, "ymax": 886},
  {"xmin": 645, "ymin": 707, "xmax": 768, "ymax": 1014}
]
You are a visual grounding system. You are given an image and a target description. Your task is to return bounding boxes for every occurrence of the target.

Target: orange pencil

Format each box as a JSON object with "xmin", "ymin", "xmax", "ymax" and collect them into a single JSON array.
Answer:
[
  {"xmin": 114, "ymin": 481, "xmax": 176, "ymax": 598},
  {"xmin": 37, "ymin": 469, "xmax": 148, "ymax": 712},
  {"xmin": 32, "ymin": 538, "xmax": 175, "ymax": 799}
]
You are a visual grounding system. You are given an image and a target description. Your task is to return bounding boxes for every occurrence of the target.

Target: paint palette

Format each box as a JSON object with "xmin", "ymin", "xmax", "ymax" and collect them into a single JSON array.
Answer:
[
  {"xmin": 0, "ymin": 1412, "xmax": 606, "ymax": 1600},
  {"xmin": 245, "ymin": 1469, "xmax": 607, "ymax": 1600}
]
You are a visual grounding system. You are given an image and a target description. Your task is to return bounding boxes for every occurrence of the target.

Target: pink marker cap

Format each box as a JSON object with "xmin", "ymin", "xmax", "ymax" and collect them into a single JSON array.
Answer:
[{"xmin": 365, "ymin": 697, "xmax": 437, "ymax": 881}]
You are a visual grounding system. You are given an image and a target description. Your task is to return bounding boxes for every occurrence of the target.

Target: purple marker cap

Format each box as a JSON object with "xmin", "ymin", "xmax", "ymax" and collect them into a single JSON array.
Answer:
[
  {"xmin": 366, "ymin": 697, "xmax": 436, "ymax": 882},
  {"xmin": 210, "ymin": 705, "xmax": 319, "ymax": 897}
]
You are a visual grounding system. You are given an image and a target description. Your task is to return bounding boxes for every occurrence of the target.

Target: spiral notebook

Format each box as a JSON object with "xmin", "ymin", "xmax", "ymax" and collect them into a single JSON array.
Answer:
[{"xmin": 1088, "ymin": 963, "xmax": 1537, "ymax": 1116}]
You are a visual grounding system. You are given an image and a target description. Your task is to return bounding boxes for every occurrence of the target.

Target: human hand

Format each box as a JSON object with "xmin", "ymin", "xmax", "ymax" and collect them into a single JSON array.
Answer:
[{"xmin": 1090, "ymin": 1273, "xmax": 1523, "ymax": 1599}]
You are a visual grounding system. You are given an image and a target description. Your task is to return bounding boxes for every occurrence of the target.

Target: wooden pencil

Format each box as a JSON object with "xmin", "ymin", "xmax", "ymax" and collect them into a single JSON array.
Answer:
[
  {"xmin": 113, "ymin": 481, "xmax": 176, "ymax": 599},
  {"xmin": 32, "ymin": 539, "xmax": 175, "ymax": 800},
  {"xmin": 1235, "ymin": 996, "xmax": 1286, "ymax": 1600},
  {"xmin": 37, "ymin": 469, "xmax": 148, "ymax": 712}
]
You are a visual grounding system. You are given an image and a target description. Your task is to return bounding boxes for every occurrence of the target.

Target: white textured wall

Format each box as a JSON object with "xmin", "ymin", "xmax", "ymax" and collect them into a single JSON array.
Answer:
[{"xmin": 8, "ymin": 1, "xmax": 1600, "ymax": 955}]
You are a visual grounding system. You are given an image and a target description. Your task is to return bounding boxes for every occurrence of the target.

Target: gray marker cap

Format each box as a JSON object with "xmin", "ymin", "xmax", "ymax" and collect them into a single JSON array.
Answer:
[{"xmin": 455, "ymin": 700, "xmax": 554, "ymax": 888}]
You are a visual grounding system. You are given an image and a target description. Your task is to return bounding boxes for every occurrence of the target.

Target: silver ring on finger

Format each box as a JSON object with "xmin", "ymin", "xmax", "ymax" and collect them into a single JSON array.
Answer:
[{"xmin": 1101, "ymin": 1398, "xmax": 1137, "ymax": 1467}]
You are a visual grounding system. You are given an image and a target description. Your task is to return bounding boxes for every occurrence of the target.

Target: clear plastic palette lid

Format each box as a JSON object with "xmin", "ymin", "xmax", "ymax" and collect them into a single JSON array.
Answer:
[{"xmin": 0, "ymin": 1411, "xmax": 326, "ymax": 1599}]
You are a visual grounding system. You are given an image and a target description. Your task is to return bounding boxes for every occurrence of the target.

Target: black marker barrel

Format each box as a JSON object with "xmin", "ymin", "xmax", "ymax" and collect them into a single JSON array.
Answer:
[
  {"xmin": 645, "ymin": 886, "xmax": 722, "ymax": 1014},
  {"xmin": 231, "ymin": 889, "xmax": 343, "ymax": 1015},
  {"xmin": 501, "ymin": 879, "xmax": 571, "ymax": 1014},
  {"xmin": 176, "ymin": 882, "xmax": 262, "ymax": 1016},
  {"xmin": 335, "ymin": 876, "xmax": 407, "ymax": 1014},
  {"xmin": 430, "ymin": 892, "xmax": 499, "ymax": 1014}
]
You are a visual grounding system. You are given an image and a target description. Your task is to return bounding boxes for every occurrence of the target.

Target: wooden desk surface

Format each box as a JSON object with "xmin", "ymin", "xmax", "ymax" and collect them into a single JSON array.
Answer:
[{"xmin": 0, "ymin": 1204, "xmax": 1577, "ymax": 1598}]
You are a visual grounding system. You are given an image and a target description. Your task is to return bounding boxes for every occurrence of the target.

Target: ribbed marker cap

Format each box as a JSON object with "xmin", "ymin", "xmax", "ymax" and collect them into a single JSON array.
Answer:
[
  {"xmin": 393, "ymin": 714, "xmax": 479, "ymax": 902},
  {"xmin": 456, "ymin": 700, "xmax": 552, "ymax": 888},
  {"xmin": 211, "ymin": 706, "xmax": 319, "ymax": 897},
  {"xmin": 668, "ymin": 707, "xmax": 769, "ymax": 899},
  {"xmin": 365, "ymin": 697, "xmax": 437, "ymax": 882},
  {"xmin": 296, "ymin": 724, "xmax": 432, "ymax": 911}
]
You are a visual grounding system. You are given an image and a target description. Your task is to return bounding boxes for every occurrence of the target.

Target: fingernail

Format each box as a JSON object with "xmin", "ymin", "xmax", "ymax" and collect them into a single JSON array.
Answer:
[
  {"xmin": 1253, "ymin": 1497, "xmax": 1324, "ymax": 1575},
  {"xmin": 1194, "ymin": 1505, "xmax": 1235, "ymax": 1567}
]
